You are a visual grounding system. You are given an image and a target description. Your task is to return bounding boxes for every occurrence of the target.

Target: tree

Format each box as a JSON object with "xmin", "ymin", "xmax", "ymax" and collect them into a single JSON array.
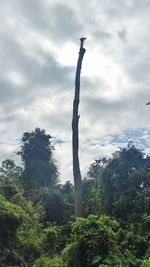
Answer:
[
  {"xmin": 72, "ymin": 38, "xmax": 86, "ymax": 217},
  {"xmin": 87, "ymin": 158, "xmax": 107, "ymax": 189},
  {"xmin": 101, "ymin": 142, "xmax": 150, "ymax": 220},
  {"xmin": 0, "ymin": 159, "xmax": 23, "ymax": 200},
  {"xmin": 0, "ymin": 159, "xmax": 23, "ymax": 180},
  {"xmin": 41, "ymin": 192, "xmax": 66, "ymax": 224},
  {"xmin": 81, "ymin": 159, "xmax": 107, "ymax": 216},
  {"xmin": 17, "ymin": 128, "xmax": 58, "ymax": 188}
]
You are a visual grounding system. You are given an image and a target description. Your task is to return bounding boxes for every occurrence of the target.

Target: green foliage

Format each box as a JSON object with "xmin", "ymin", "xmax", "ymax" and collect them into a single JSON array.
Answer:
[
  {"xmin": 63, "ymin": 215, "xmax": 120, "ymax": 267},
  {"xmin": 18, "ymin": 221, "xmax": 44, "ymax": 256},
  {"xmin": 117, "ymin": 227, "xmax": 148, "ymax": 259},
  {"xmin": 0, "ymin": 136, "xmax": 149, "ymax": 267},
  {"xmin": 83, "ymin": 159, "xmax": 108, "ymax": 216},
  {"xmin": 0, "ymin": 195, "xmax": 23, "ymax": 242},
  {"xmin": 101, "ymin": 142, "xmax": 150, "ymax": 220},
  {"xmin": 2, "ymin": 180, "xmax": 19, "ymax": 200},
  {"xmin": 141, "ymin": 258, "xmax": 150, "ymax": 267},
  {"xmin": 0, "ymin": 159, "xmax": 24, "ymax": 201},
  {"xmin": 43, "ymin": 225, "xmax": 61, "ymax": 254},
  {"xmin": 59, "ymin": 181, "xmax": 74, "ymax": 220},
  {"xmin": 33, "ymin": 256, "xmax": 64, "ymax": 267},
  {"xmin": 82, "ymin": 178, "xmax": 102, "ymax": 215},
  {"xmin": 0, "ymin": 159, "xmax": 23, "ymax": 180},
  {"xmin": 87, "ymin": 159, "xmax": 107, "ymax": 188},
  {"xmin": 17, "ymin": 204, "xmax": 64, "ymax": 265},
  {"xmin": 0, "ymin": 195, "xmax": 25, "ymax": 266},
  {"xmin": 17, "ymin": 203, "xmax": 46, "ymax": 264},
  {"xmin": 41, "ymin": 192, "xmax": 66, "ymax": 224},
  {"xmin": 18, "ymin": 128, "xmax": 59, "ymax": 189}
]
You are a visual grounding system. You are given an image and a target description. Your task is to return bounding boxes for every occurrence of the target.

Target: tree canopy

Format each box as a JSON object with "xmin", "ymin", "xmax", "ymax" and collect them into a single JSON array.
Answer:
[
  {"xmin": 101, "ymin": 142, "xmax": 150, "ymax": 220},
  {"xmin": 0, "ymin": 132, "xmax": 150, "ymax": 266},
  {"xmin": 17, "ymin": 128, "xmax": 59, "ymax": 188}
]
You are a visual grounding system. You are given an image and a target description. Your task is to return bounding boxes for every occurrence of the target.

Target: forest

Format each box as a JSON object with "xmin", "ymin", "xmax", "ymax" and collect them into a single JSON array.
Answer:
[{"xmin": 0, "ymin": 127, "xmax": 150, "ymax": 267}]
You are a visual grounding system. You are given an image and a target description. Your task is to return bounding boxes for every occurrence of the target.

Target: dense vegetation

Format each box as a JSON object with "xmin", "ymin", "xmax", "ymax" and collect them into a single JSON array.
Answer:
[{"xmin": 0, "ymin": 128, "xmax": 149, "ymax": 266}]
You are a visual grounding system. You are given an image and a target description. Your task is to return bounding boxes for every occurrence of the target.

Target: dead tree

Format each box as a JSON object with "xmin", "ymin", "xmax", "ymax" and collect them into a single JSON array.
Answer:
[{"xmin": 72, "ymin": 37, "xmax": 86, "ymax": 217}]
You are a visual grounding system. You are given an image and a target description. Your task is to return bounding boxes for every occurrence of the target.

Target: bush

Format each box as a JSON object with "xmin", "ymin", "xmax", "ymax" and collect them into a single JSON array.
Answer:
[
  {"xmin": 0, "ymin": 194, "xmax": 23, "ymax": 244},
  {"xmin": 141, "ymin": 258, "xmax": 150, "ymax": 267},
  {"xmin": 17, "ymin": 219, "xmax": 44, "ymax": 264},
  {"xmin": 43, "ymin": 225, "xmax": 61, "ymax": 254},
  {"xmin": 33, "ymin": 256, "xmax": 64, "ymax": 267},
  {"xmin": 0, "ymin": 195, "xmax": 25, "ymax": 266},
  {"xmin": 63, "ymin": 215, "xmax": 120, "ymax": 267}
]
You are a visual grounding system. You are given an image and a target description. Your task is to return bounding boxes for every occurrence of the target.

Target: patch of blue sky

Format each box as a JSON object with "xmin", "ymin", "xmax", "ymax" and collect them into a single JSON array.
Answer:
[
  {"xmin": 111, "ymin": 128, "xmax": 150, "ymax": 151},
  {"xmin": 52, "ymin": 138, "xmax": 65, "ymax": 145}
]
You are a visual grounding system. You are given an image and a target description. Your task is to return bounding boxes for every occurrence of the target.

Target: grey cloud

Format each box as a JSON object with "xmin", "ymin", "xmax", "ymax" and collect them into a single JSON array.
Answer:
[
  {"xmin": 12, "ymin": 0, "xmax": 83, "ymax": 42},
  {"xmin": 122, "ymin": 49, "xmax": 150, "ymax": 84},
  {"xmin": 0, "ymin": 32, "xmax": 74, "ymax": 88},
  {"xmin": 50, "ymin": 4, "xmax": 83, "ymax": 40},
  {"xmin": 0, "ymin": 32, "xmax": 75, "ymax": 116},
  {"xmin": 101, "ymin": 0, "xmax": 150, "ymax": 18},
  {"xmin": 92, "ymin": 30, "xmax": 112, "ymax": 43},
  {"xmin": 80, "ymin": 86, "xmax": 150, "ymax": 139},
  {"xmin": 0, "ymin": 0, "xmax": 150, "ymax": 182},
  {"xmin": 117, "ymin": 29, "xmax": 127, "ymax": 42}
]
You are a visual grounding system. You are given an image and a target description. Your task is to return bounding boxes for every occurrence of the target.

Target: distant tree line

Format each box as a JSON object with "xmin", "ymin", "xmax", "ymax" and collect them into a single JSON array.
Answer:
[{"xmin": 0, "ymin": 128, "xmax": 149, "ymax": 266}]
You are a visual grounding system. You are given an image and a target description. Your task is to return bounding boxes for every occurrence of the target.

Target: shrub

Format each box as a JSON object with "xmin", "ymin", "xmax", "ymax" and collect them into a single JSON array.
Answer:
[
  {"xmin": 0, "ymin": 194, "xmax": 23, "ymax": 244},
  {"xmin": 141, "ymin": 258, "xmax": 150, "ymax": 267},
  {"xmin": 33, "ymin": 256, "xmax": 64, "ymax": 267},
  {"xmin": 63, "ymin": 215, "xmax": 119, "ymax": 267}
]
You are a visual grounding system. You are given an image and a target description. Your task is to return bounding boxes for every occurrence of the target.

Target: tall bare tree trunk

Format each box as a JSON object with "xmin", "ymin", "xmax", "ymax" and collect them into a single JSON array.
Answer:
[{"xmin": 72, "ymin": 37, "xmax": 86, "ymax": 217}]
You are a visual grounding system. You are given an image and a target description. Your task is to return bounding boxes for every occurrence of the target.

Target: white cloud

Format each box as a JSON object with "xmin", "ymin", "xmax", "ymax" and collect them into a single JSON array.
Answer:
[{"xmin": 0, "ymin": 0, "xmax": 149, "ymax": 183}]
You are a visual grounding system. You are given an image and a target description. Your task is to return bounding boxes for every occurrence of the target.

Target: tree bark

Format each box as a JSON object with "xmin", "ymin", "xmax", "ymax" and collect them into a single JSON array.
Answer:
[{"xmin": 72, "ymin": 38, "xmax": 86, "ymax": 217}]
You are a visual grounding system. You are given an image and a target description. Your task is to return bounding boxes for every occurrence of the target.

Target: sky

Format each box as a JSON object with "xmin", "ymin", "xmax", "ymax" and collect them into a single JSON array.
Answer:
[{"xmin": 0, "ymin": 0, "xmax": 150, "ymax": 183}]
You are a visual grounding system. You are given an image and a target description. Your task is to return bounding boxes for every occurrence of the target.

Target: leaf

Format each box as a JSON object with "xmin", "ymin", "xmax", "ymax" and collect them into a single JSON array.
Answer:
[
  {"xmin": 124, "ymin": 250, "xmax": 137, "ymax": 264},
  {"xmin": 92, "ymin": 255, "xmax": 102, "ymax": 264}
]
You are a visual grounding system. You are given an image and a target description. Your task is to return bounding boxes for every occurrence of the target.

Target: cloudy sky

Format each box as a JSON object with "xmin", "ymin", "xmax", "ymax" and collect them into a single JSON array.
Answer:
[{"xmin": 0, "ymin": 0, "xmax": 150, "ymax": 182}]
